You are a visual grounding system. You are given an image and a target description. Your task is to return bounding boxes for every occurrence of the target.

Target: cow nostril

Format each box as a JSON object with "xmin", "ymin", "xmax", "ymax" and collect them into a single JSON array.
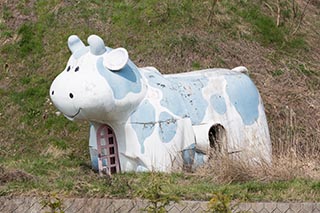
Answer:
[
  {"xmin": 69, "ymin": 93, "xmax": 74, "ymax": 99},
  {"xmin": 51, "ymin": 90, "xmax": 54, "ymax": 95}
]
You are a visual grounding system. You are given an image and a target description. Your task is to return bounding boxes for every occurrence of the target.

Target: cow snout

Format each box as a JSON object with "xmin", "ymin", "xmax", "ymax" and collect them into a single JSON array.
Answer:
[{"xmin": 49, "ymin": 79, "xmax": 80, "ymax": 119}]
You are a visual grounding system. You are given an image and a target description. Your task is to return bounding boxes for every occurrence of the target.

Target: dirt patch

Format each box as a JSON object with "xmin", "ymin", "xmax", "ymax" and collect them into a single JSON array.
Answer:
[
  {"xmin": 0, "ymin": 166, "xmax": 34, "ymax": 184},
  {"xmin": 0, "ymin": 0, "xmax": 37, "ymax": 30}
]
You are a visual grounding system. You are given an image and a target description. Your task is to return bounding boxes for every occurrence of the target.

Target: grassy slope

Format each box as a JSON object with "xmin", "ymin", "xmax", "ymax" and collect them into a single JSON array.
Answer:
[{"xmin": 0, "ymin": 0, "xmax": 319, "ymax": 201}]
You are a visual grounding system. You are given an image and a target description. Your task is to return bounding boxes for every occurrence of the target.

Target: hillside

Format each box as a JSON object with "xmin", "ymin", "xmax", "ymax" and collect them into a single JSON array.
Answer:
[{"xmin": 0, "ymin": 0, "xmax": 319, "ymax": 200}]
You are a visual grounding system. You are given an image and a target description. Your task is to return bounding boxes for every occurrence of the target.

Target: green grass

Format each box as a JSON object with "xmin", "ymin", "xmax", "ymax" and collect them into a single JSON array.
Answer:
[
  {"xmin": 232, "ymin": 2, "xmax": 308, "ymax": 52},
  {"xmin": 17, "ymin": 23, "xmax": 44, "ymax": 58},
  {"xmin": 1, "ymin": 165, "xmax": 320, "ymax": 202},
  {"xmin": 272, "ymin": 69, "xmax": 285, "ymax": 77},
  {"xmin": 239, "ymin": 6, "xmax": 285, "ymax": 46}
]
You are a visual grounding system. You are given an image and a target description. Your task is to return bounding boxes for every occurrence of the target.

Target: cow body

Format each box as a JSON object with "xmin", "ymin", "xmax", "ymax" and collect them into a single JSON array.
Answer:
[{"xmin": 50, "ymin": 35, "xmax": 271, "ymax": 173}]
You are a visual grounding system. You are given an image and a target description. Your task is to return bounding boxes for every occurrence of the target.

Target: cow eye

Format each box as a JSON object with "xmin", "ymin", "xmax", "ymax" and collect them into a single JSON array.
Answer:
[
  {"xmin": 75, "ymin": 66, "xmax": 79, "ymax": 72},
  {"xmin": 67, "ymin": 66, "xmax": 71, "ymax": 72}
]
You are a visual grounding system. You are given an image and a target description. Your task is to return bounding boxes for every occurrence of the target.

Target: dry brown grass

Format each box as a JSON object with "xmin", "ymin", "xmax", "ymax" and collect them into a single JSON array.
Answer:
[
  {"xmin": 198, "ymin": 148, "xmax": 320, "ymax": 184},
  {"xmin": 0, "ymin": 166, "xmax": 35, "ymax": 184},
  {"xmin": 41, "ymin": 144, "xmax": 71, "ymax": 159}
]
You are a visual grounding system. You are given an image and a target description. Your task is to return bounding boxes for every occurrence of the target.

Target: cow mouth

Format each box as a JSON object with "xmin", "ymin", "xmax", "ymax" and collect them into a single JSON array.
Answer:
[{"xmin": 64, "ymin": 108, "xmax": 81, "ymax": 120}]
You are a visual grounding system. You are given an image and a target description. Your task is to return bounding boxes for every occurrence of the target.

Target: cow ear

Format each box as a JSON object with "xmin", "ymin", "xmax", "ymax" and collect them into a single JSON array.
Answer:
[
  {"xmin": 88, "ymin": 35, "xmax": 106, "ymax": 55},
  {"xmin": 103, "ymin": 48, "xmax": 129, "ymax": 71},
  {"xmin": 68, "ymin": 35, "xmax": 85, "ymax": 54},
  {"xmin": 232, "ymin": 66, "xmax": 248, "ymax": 75}
]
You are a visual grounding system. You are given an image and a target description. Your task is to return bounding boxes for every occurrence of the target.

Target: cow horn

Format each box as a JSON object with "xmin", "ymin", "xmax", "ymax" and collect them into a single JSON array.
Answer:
[
  {"xmin": 87, "ymin": 35, "xmax": 106, "ymax": 55},
  {"xmin": 68, "ymin": 35, "xmax": 85, "ymax": 54}
]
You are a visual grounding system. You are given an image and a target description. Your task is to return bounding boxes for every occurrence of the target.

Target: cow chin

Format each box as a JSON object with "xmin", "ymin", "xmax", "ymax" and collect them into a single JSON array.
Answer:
[{"xmin": 62, "ymin": 106, "xmax": 114, "ymax": 123}]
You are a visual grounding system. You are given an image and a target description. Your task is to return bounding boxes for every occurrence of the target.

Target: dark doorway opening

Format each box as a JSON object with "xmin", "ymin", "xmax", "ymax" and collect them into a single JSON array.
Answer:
[{"xmin": 208, "ymin": 124, "xmax": 226, "ymax": 152}]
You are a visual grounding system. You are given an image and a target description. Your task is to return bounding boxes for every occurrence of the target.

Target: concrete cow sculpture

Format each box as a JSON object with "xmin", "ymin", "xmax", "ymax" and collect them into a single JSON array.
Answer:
[{"xmin": 50, "ymin": 34, "xmax": 271, "ymax": 174}]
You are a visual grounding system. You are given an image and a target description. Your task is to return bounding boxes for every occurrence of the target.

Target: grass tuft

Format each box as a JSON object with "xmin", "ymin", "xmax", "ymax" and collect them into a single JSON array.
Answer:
[{"xmin": 17, "ymin": 23, "xmax": 44, "ymax": 57}]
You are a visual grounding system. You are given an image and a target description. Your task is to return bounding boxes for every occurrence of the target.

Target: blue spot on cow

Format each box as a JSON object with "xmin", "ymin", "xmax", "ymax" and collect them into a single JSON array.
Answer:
[
  {"xmin": 225, "ymin": 74, "xmax": 260, "ymax": 125},
  {"xmin": 210, "ymin": 94, "xmax": 227, "ymax": 115},
  {"xmin": 97, "ymin": 58, "xmax": 142, "ymax": 100},
  {"xmin": 145, "ymin": 72, "xmax": 188, "ymax": 118},
  {"xmin": 91, "ymin": 155, "xmax": 99, "ymax": 171},
  {"xmin": 158, "ymin": 112, "xmax": 177, "ymax": 143},
  {"xmin": 131, "ymin": 100, "xmax": 156, "ymax": 153},
  {"xmin": 145, "ymin": 71, "xmax": 209, "ymax": 125},
  {"xmin": 182, "ymin": 143, "xmax": 195, "ymax": 167},
  {"xmin": 193, "ymin": 152, "xmax": 205, "ymax": 168},
  {"xmin": 89, "ymin": 147, "xmax": 108, "ymax": 171},
  {"xmin": 168, "ymin": 76, "xmax": 209, "ymax": 125},
  {"xmin": 182, "ymin": 143, "xmax": 205, "ymax": 169}
]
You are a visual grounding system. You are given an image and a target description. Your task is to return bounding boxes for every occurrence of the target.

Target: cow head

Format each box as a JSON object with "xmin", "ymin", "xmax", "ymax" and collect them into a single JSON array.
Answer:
[{"xmin": 50, "ymin": 35, "xmax": 146, "ymax": 123}]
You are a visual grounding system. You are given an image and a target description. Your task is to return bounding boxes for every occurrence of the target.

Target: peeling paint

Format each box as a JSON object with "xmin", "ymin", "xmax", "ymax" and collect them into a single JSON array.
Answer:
[
  {"xmin": 158, "ymin": 112, "xmax": 178, "ymax": 143},
  {"xmin": 130, "ymin": 100, "xmax": 156, "ymax": 153}
]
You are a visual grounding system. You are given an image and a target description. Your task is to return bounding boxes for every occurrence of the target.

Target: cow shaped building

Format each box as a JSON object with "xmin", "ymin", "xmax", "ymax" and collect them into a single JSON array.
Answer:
[{"xmin": 50, "ymin": 34, "xmax": 271, "ymax": 175}]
